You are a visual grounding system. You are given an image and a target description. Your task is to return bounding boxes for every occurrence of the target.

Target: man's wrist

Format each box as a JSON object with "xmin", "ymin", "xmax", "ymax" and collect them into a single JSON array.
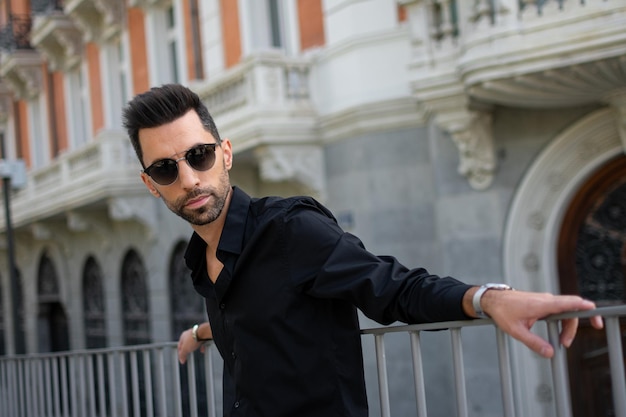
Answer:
[
  {"xmin": 191, "ymin": 324, "xmax": 211, "ymax": 342},
  {"xmin": 472, "ymin": 283, "xmax": 514, "ymax": 318}
]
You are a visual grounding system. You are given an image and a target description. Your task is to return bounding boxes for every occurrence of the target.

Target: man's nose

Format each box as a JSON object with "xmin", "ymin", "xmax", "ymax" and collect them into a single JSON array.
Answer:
[{"xmin": 177, "ymin": 159, "xmax": 200, "ymax": 189}]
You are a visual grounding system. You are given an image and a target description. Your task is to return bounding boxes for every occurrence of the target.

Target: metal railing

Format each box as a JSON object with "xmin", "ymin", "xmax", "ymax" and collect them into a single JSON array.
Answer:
[
  {"xmin": 362, "ymin": 305, "xmax": 626, "ymax": 417},
  {"xmin": 0, "ymin": 305, "xmax": 624, "ymax": 417}
]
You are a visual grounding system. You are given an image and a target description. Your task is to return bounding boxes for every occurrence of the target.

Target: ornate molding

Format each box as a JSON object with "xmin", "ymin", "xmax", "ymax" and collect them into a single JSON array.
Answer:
[
  {"xmin": 64, "ymin": 0, "xmax": 123, "ymax": 43},
  {"xmin": 30, "ymin": 13, "xmax": 83, "ymax": 71},
  {"xmin": 107, "ymin": 196, "xmax": 158, "ymax": 233},
  {"xmin": 417, "ymin": 80, "xmax": 497, "ymax": 190},
  {"xmin": 0, "ymin": 50, "xmax": 44, "ymax": 100},
  {"xmin": 254, "ymin": 144, "xmax": 326, "ymax": 199},
  {"xmin": 448, "ymin": 109, "xmax": 496, "ymax": 191}
]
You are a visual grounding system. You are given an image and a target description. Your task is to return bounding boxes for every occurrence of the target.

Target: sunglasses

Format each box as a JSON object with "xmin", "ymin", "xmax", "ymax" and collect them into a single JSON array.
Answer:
[{"xmin": 143, "ymin": 143, "xmax": 219, "ymax": 185}]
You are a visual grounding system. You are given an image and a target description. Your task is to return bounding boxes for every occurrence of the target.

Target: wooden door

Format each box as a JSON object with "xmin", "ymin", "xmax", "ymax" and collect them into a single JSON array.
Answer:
[{"xmin": 558, "ymin": 155, "xmax": 626, "ymax": 417}]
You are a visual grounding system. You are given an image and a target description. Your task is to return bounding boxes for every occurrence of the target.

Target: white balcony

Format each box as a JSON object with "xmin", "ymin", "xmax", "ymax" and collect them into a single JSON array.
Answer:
[
  {"xmin": 0, "ymin": 131, "xmax": 145, "ymax": 233},
  {"xmin": 194, "ymin": 51, "xmax": 325, "ymax": 199},
  {"xmin": 399, "ymin": 0, "xmax": 626, "ymax": 190}
]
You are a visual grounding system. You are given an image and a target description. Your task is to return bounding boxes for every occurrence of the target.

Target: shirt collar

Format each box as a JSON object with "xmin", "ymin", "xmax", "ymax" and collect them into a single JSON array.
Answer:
[
  {"xmin": 184, "ymin": 186, "xmax": 251, "ymax": 272},
  {"xmin": 217, "ymin": 186, "xmax": 250, "ymax": 257}
]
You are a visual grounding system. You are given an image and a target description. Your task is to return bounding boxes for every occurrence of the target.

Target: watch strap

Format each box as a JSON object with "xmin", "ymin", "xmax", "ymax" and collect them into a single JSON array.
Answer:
[{"xmin": 472, "ymin": 283, "xmax": 513, "ymax": 319}]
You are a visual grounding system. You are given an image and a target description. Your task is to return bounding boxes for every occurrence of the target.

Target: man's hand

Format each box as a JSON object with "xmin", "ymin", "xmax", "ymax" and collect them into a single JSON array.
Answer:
[
  {"xmin": 465, "ymin": 288, "xmax": 604, "ymax": 358},
  {"xmin": 177, "ymin": 322, "xmax": 212, "ymax": 364}
]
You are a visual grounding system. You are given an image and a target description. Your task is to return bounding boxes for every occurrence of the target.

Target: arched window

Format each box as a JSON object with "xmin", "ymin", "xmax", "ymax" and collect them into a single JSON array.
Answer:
[
  {"xmin": 14, "ymin": 270, "xmax": 25, "ymax": 354},
  {"xmin": 83, "ymin": 256, "xmax": 107, "ymax": 348},
  {"xmin": 37, "ymin": 253, "xmax": 69, "ymax": 353},
  {"xmin": 121, "ymin": 250, "xmax": 151, "ymax": 345}
]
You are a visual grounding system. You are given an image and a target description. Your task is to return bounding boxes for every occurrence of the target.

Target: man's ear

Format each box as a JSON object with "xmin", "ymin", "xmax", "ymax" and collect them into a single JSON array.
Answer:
[
  {"xmin": 141, "ymin": 173, "xmax": 161, "ymax": 198},
  {"xmin": 222, "ymin": 139, "xmax": 233, "ymax": 170}
]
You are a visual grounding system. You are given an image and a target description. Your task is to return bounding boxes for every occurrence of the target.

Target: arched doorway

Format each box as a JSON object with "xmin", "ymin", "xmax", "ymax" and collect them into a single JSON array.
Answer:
[
  {"xmin": 557, "ymin": 154, "xmax": 626, "ymax": 417},
  {"xmin": 37, "ymin": 253, "xmax": 69, "ymax": 352},
  {"xmin": 503, "ymin": 107, "xmax": 623, "ymax": 416}
]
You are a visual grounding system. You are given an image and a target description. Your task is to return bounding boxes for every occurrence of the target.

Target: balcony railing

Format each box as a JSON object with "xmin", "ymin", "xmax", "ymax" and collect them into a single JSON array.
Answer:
[
  {"xmin": 0, "ymin": 131, "xmax": 144, "ymax": 231},
  {"xmin": 0, "ymin": 305, "xmax": 624, "ymax": 417}
]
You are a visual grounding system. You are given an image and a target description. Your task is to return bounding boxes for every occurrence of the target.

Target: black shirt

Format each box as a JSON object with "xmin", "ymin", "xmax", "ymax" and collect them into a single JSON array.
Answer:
[{"xmin": 185, "ymin": 187, "xmax": 472, "ymax": 417}]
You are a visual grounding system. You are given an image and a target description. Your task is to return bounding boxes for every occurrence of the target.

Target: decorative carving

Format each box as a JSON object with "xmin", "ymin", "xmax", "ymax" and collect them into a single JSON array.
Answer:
[
  {"xmin": 64, "ymin": 0, "xmax": 123, "ymax": 43},
  {"xmin": 448, "ymin": 109, "xmax": 496, "ymax": 190},
  {"xmin": 0, "ymin": 51, "xmax": 44, "ymax": 100},
  {"xmin": 30, "ymin": 223, "xmax": 52, "ymax": 240},
  {"xmin": 30, "ymin": 14, "xmax": 83, "ymax": 71},
  {"xmin": 523, "ymin": 253, "xmax": 539, "ymax": 272},
  {"xmin": 66, "ymin": 211, "xmax": 111, "ymax": 250},
  {"xmin": 254, "ymin": 145, "xmax": 326, "ymax": 199},
  {"xmin": 107, "ymin": 196, "xmax": 158, "ymax": 231}
]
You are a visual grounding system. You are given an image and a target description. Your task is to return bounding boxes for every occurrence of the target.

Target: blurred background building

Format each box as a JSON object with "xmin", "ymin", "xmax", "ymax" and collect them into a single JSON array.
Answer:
[{"xmin": 0, "ymin": 1, "xmax": 624, "ymax": 416}]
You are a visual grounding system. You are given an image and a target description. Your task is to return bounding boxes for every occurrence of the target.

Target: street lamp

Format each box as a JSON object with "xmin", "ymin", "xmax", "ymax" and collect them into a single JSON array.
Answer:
[{"xmin": 0, "ymin": 159, "xmax": 25, "ymax": 355}]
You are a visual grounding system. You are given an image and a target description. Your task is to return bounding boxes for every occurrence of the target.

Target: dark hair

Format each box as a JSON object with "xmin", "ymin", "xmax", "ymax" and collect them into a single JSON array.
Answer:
[{"xmin": 122, "ymin": 84, "xmax": 222, "ymax": 167}]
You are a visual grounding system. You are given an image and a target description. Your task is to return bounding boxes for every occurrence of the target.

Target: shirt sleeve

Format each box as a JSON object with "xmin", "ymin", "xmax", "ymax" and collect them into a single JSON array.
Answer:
[{"xmin": 282, "ymin": 198, "xmax": 472, "ymax": 325}]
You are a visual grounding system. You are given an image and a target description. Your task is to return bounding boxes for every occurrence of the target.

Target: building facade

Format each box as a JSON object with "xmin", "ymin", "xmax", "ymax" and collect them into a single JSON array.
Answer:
[{"xmin": 0, "ymin": 1, "xmax": 624, "ymax": 416}]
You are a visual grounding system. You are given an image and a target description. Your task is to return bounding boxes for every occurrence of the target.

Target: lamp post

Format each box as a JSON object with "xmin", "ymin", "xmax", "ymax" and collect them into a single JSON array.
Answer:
[{"xmin": 0, "ymin": 159, "xmax": 25, "ymax": 355}]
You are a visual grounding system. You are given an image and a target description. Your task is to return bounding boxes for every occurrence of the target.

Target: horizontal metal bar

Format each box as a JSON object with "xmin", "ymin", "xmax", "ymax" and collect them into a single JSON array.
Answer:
[{"xmin": 361, "ymin": 305, "xmax": 626, "ymax": 335}]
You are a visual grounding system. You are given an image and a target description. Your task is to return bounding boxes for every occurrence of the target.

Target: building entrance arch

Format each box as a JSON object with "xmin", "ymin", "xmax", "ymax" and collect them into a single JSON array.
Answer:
[{"xmin": 503, "ymin": 107, "xmax": 624, "ymax": 417}]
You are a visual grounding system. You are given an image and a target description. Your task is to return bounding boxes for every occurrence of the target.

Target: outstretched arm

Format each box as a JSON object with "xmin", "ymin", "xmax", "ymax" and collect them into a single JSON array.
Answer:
[
  {"xmin": 463, "ymin": 287, "xmax": 604, "ymax": 358},
  {"xmin": 177, "ymin": 322, "xmax": 213, "ymax": 364}
]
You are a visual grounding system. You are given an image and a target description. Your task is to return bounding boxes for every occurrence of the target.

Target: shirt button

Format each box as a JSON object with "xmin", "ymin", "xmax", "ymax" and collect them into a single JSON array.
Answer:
[
  {"xmin": 234, "ymin": 401, "xmax": 240, "ymax": 408},
  {"xmin": 220, "ymin": 303, "xmax": 226, "ymax": 310},
  {"xmin": 231, "ymin": 351, "xmax": 236, "ymax": 359}
]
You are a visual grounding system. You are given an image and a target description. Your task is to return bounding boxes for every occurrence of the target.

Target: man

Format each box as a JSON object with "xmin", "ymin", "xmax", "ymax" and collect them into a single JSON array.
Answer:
[{"xmin": 123, "ymin": 84, "xmax": 603, "ymax": 417}]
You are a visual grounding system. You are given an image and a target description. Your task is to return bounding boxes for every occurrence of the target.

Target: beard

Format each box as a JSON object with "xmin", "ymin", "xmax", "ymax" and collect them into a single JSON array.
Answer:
[{"xmin": 164, "ymin": 168, "xmax": 231, "ymax": 226}]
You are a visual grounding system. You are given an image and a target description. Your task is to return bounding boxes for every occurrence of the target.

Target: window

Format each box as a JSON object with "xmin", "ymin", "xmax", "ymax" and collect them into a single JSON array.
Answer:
[
  {"xmin": 146, "ymin": 4, "xmax": 183, "ymax": 85},
  {"xmin": 83, "ymin": 257, "xmax": 106, "ymax": 349},
  {"xmin": 245, "ymin": 0, "xmax": 285, "ymax": 51},
  {"xmin": 28, "ymin": 96, "xmax": 50, "ymax": 169},
  {"xmin": 101, "ymin": 39, "xmax": 131, "ymax": 128},
  {"xmin": 65, "ymin": 67, "xmax": 90, "ymax": 149},
  {"xmin": 121, "ymin": 250, "xmax": 150, "ymax": 345}
]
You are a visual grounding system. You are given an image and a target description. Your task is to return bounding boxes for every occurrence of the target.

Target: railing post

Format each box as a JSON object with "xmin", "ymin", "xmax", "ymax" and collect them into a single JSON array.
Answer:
[
  {"xmin": 205, "ymin": 347, "xmax": 217, "ymax": 417},
  {"xmin": 409, "ymin": 331, "xmax": 428, "ymax": 417},
  {"xmin": 143, "ymin": 349, "xmax": 155, "ymax": 417},
  {"xmin": 450, "ymin": 328, "xmax": 468, "ymax": 417},
  {"xmin": 374, "ymin": 334, "xmax": 392, "ymax": 417},
  {"xmin": 606, "ymin": 316, "xmax": 626, "ymax": 417},
  {"xmin": 547, "ymin": 321, "xmax": 572, "ymax": 417},
  {"xmin": 188, "ymin": 351, "xmax": 199, "ymax": 417},
  {"xmin": 496, "ymin": 328, "xmax": 516, "ymax": 417}
]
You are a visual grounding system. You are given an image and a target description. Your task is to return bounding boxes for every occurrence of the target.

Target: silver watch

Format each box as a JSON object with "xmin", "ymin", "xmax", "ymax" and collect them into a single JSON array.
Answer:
[
  {"xmin": 472, "ymin": 283, "xmax": 513, "ymax": 319},
  {"xmin": 192, "ymin": 324, "xmax": 210, "ymax": 342}
]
